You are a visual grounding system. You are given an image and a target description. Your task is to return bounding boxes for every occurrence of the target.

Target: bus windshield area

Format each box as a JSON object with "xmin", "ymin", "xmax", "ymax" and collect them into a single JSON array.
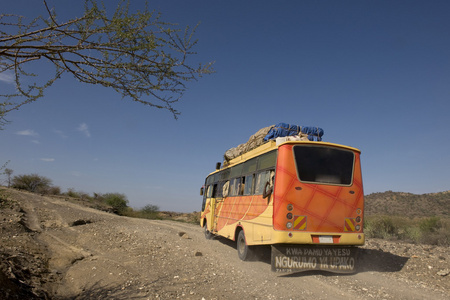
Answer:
[{"xmin": 292, "ymin": 145, "xmax": 354, "ymax": 185}]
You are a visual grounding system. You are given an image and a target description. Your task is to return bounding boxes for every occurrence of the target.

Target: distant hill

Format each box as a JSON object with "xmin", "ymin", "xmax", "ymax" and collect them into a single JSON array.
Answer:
[{"xmin": 365, "ymin": 191, "xmax": 450, "ymax": 217}]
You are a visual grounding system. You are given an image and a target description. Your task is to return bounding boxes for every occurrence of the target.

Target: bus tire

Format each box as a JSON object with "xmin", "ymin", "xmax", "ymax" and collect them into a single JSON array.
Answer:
[
  {"xmin": 237, "ymin": 230, "xmax": 255, "ymax": 261},
  {"xmin": 204, "ymin": 222, "xmax": 213, "ymax": 240}
]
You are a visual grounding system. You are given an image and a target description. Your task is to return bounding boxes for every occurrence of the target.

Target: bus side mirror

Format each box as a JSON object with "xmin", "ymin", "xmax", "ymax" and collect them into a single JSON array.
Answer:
[{"xmin": 200, "ymin": 187, "xmax": 204, "ymax": 196}]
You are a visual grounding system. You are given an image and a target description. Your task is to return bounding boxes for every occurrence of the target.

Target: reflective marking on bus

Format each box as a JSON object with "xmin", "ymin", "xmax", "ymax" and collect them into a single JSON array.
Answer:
[
  {"xmin": 293, "ymin": 215, "xmax": 307, "ymax": 230},
  {"xmin": 344, "ymin": 218, "xmax": 356, "ymax": 231}
]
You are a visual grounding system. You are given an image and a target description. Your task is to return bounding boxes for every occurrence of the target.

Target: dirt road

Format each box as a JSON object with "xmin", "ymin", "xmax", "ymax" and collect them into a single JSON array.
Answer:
[{"xmin": 1, "ymin": 188, "xmax": 448, "ymax": 299}]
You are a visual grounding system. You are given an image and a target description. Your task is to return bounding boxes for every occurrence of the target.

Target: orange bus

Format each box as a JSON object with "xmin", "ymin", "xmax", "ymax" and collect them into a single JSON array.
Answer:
[{"xmin": 200, "ymin": 138, "xmax": 364, "ymax": 273}]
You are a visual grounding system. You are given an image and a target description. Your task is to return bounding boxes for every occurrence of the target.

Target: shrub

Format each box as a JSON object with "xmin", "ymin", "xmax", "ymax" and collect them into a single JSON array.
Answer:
[
  {"xmin": 365, "ymin": 215, "xmax": 450, "ymax": 246},
  {"xmin": 66, "ymin": 188, "xmax": 80, "ymax": 198},
  {"xmin": 102, "ymin": 193, "xmax": 129, "ymax": 214},
  {"xmin": 141, "ymin": 204, "xmax": 159, "ymax": 214},
  {"xmin": 47, "ymin": 186, "xmax": 61, "ymax": 195},
  {"xmin": 78, "ymin": 191, "xmax": 93, "ymax": 201},
  {"xmin": 139, "ymin": 204, "xmax": 161, "ymax": 219},
  {"xmin": 12, "ymin": 174, "xmax": 52, "ymax": 193},
  {"xmin": 120, "ymin": 207, "xmax": 138, "ymax": 218},
  {"xmin": 419, "ymin": 217, "xmax": 441, "ymax": 233},
  {"xmin": 4, "ymin": 168, "xmax": 13, "ymax": 187},
  {"xmin": 365, "ymin": 216, "xmax": 397, "ymax": 239},
  {"xmin": 419, "ymin": 218, "xmax": 449, "ymax": 246},
  {"xmin": 0, "ymin": 189, "xmax": 9, "ymax": 206},
  {"xmin": 402, "ymin": 226, "xmax": 421, "ymax": 243},
  {"xmin": 187, "ymin": 211, "xmax": 201, "ymax": 224}
]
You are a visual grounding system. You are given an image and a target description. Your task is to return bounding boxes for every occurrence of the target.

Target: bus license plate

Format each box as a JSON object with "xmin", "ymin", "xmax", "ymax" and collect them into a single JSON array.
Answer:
[{"xmin": 319, "ymin": 236, "xmax": 333, "ymax": 243}]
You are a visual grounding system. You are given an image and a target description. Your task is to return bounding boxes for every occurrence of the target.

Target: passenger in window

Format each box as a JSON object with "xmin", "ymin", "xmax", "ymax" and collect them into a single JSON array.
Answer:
[{"xmin": 223, "ymin": 181, "xmax": 230, "ymax": 198}]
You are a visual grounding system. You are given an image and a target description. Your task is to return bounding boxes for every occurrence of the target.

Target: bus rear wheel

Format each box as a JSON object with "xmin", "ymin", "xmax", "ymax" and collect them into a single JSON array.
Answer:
[{"xmin": 237, "ymin": 230, "xmax": 255, "ymax": 261}]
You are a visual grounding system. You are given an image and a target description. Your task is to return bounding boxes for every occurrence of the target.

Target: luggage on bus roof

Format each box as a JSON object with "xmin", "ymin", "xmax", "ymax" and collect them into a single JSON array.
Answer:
[
  {"xmin": 263, "ymin": 123, "xmax": 324, "ymax": 142},
  {"xmin": 223, "ymin": 123, "xmax": 324, "ymax": 163}
]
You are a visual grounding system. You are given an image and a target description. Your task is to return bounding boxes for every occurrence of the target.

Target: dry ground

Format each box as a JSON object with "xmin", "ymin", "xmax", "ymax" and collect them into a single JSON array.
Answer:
[{"xmin": 0, "ymin": 188, "xmax": 448, "ymax": 299}]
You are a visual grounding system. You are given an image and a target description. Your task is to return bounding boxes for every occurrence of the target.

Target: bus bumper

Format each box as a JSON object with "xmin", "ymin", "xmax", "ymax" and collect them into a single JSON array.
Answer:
[{"xmin": 271, "ymin": 231, "xmax": 365, "ymax": 246}]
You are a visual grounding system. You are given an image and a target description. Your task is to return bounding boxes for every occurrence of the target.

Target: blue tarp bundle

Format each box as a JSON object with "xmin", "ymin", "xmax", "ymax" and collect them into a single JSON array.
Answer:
[{"xmin": 263, "ymin": 123, "xmax": 324, "ymax": 141}]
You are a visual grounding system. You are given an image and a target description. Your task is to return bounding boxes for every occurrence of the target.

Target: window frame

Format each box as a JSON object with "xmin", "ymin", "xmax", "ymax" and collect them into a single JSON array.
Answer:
[
  {"xmin": 292, "ymin": 145, "xmax": 355, "ymax": 186},
  {"xmin": 205, "ymin": 149, "xmax": 278, "ymax": 198}
]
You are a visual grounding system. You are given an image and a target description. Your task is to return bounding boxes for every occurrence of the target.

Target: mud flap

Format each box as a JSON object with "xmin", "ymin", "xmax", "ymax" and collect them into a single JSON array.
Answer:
[{"xmin": 271, "ymin": 245, "xmax": 358, "ymax": 274}]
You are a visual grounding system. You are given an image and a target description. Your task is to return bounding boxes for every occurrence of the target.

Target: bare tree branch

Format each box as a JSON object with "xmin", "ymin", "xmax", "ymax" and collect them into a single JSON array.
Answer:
[{"xmin": 0, "ymin": 0, "xmax": 214, "ymax": 125}]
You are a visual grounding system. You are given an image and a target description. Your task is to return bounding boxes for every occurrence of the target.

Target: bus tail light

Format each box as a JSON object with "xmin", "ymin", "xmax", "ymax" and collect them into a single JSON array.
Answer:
[{"xmin": 345, "ymin": 217, "xmax": 362, "ymax": 232}]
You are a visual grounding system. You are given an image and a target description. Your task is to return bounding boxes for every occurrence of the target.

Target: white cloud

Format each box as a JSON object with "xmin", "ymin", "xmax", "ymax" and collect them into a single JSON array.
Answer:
[
  {"xmin": 16, "ymin": 129, "xmax": 39, "ymax": 137},
  {"xmin": 32, "ymin": 140, "xmax": 40, "ymax": 144},
  {"xmin": 77, "ymin": 123, "xmax": 91, "ymax": 138},
  {"xmin": 54, "ymin": 129, "xmax": 68, "ymax": 138},
  {"xmin": 0, "ymin": 71, "xmax": 15, "ymax": 84},
  {"xmin": 40, "ymin": 158, "xmax": 55, "ymax": 162}
]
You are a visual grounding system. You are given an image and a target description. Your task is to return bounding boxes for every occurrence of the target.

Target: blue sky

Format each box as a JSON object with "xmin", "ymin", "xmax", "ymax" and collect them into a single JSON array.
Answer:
[{"xmin": 1, "ymin": 0, "xmax": 449, "ymax": 212}]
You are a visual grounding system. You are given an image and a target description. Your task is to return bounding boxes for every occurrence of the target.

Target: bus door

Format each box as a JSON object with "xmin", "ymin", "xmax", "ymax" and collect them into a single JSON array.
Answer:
[{"xmin": 207, "ymin": 183, "xmax": 220, "ymax": 233}]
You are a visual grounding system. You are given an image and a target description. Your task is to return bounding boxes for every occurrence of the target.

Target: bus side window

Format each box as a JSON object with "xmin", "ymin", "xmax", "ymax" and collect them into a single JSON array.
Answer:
[
  {"xmin": 243, "ymin": 174, "xmax": 254, "ymax": 195},
  {"xmin": 223, "ymin": 181, "xmax": 230, "ymax": 197},
  {"xmin": 255, "ymin": 170, "xmax": 273, "ymax": 195},
  {"xmin": 206, "ymin": 185, "xmax": 213, "ymax": 198},
  {"xmin": 230, "ymin": 178, "xmax": 241, "ymax": 197},
  {"xmin": 215, "ymin": 181, "xmax": 223, "ymax": 198},
  {"xmin": 212, "ymin": 183, "xmax": 218, "ymax": 198},
  {"xmin": 239, "ymin": 176, "xmax": 245, "ymax": 195},
  {"xmin": 254, "ymin": 172, "xmax": 264, "ymax": 194},
  {"xmin": 201, "ymin": 191, "xmax": 207, "ymax": 211}
]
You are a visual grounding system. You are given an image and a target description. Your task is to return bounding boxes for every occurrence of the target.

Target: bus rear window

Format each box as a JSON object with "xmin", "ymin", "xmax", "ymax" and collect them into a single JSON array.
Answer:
[{"xmin": 293, "ymin": 145, "xmax": 354, "ymax": 185}]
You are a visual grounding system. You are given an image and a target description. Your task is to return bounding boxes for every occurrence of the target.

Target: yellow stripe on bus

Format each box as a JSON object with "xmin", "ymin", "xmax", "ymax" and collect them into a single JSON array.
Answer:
[
  {"xmin": 344, "ymin": 218, "xmax": 356, "ymax": 231},
  {"xmin": 293, "ymin": 216, "xmax": 306, "ymax": 230}
]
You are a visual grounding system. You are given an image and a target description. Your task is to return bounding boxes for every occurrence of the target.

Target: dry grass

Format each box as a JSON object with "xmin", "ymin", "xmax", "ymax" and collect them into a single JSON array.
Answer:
[{"xmin": 364, "ymin": 215, "xmax": 450, "ymax": 246}]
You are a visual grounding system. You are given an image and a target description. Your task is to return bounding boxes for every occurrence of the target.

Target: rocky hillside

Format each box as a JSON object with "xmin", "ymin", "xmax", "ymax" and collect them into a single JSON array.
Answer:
[{"xmin": 365, "ymin": 190, "xmax": 450, "ymax": 217}]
